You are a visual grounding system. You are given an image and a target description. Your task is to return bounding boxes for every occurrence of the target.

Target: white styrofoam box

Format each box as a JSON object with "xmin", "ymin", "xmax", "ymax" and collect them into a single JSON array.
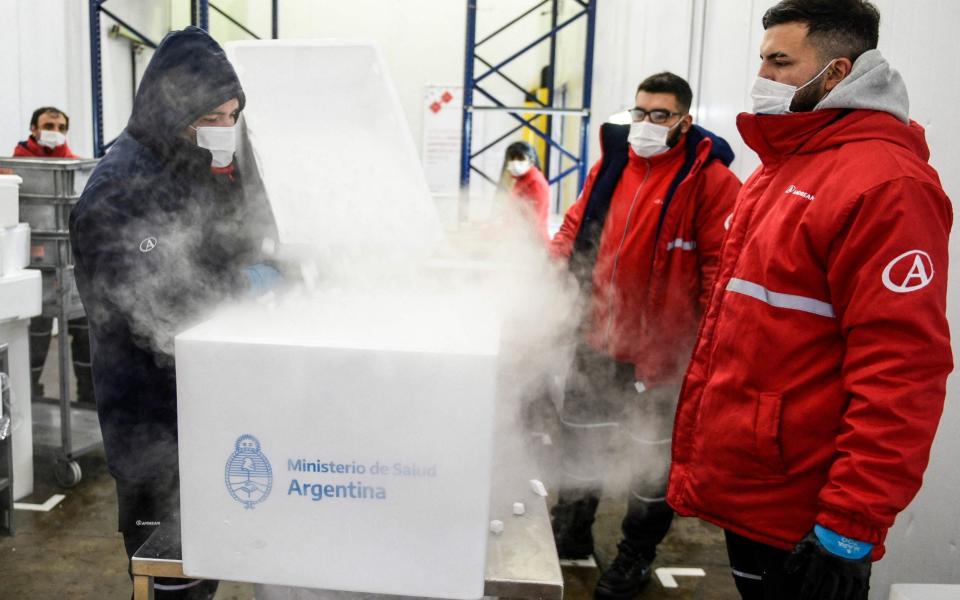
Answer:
[
  {"xmin": 0, "ymin": 175, "xmax": 21, "ymax": 228},
  {"xmin": 889, "ymin": 584, "xmax": 960, "ymax": 600},
  {"xmin": 0, "ymin": 223, "xmax": 30, "ymax": 275},
  {"xmin": 176, "ymin": 291, "xmax": 499, "ymax": 599},
  {"xmin": 224, "ymin": 40, "xmax": 443, "ymax": 275},
  {"xmin": 0, "ymin": 268, "xmax": 42, "ymax": 499},
  {"xmin": 0, "ymin": 315, "xmax": 37, "ymax": 499},
  {"xmin": 0, "ymin": 268, "xmax": 41, "ymax": 322}
]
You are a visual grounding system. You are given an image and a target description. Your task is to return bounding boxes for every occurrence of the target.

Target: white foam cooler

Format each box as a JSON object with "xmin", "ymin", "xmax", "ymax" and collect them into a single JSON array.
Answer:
[{"xmin": 176, "ymin": 294, "xmax": 499, "ymax": 598}]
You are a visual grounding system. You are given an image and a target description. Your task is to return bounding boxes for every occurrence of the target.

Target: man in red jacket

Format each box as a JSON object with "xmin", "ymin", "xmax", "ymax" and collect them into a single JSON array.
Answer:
[
  {"xmin": 10, "ymin": 107, "xmax": 92, "ymax": 406},
  {"xmin": 667, "ymin": 2, "xmax": 953, "ymax": 599},
  {"xmin": 13, "ymin": 106, "xmax": 79, "ymax": 158},
  {"xmin": 549, "ymin": 72, "xmax": 740, "ymax": 599}
]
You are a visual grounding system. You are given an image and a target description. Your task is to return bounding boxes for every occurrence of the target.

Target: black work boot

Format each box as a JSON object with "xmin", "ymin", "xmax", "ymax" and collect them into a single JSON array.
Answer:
[
  {"xmin": 550, "ymin": 495, "xmax": 599, "ymax": 559},
  {"xmin": 594, "ymin": 540, "xmax": 653, "ymax": 600}
]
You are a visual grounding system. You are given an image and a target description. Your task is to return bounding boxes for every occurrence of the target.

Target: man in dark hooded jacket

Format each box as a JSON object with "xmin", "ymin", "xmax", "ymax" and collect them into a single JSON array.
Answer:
[{"xmin": 71, "ymin": 27, "xmax": 276, "ymax": 599}]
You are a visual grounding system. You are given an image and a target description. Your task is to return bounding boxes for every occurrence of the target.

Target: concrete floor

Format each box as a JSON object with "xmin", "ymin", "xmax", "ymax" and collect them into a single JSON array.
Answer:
[{"xmin": 0, "ymin": 337, "xmax": 741, "ymax": 600}]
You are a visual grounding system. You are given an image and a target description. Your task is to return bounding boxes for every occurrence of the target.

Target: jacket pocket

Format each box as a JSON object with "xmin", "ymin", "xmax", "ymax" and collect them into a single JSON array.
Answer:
[{"xmin": 754, "ymin": 392, "xmax": 786, "ymax": 474}]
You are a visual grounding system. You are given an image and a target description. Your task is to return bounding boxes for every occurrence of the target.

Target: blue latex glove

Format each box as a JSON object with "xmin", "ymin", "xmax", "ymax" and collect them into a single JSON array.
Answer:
[
  {"xmin": 243, "ymin": 264, "xmax": 283, "ymax": 296},
  {"xmin": 814, "ymin": 524, "xmax": 873, "ymax": 560}
]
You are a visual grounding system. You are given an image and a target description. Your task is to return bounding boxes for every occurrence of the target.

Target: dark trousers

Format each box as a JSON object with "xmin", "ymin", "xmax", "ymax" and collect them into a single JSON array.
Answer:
[
  {"xmin": 29, "ymin": 316, "xmax": 94, "ymax": 402},
  {"xmin": 116, "ymin": 477, "xmax": 218, "ymax": 600},
  {"xmin": 725, "ymin": 530, "xmax": 801, "ymax": 600},
  {"xmin": 558, "ymin": 344, "xmax": 678, "ymax": 560}
]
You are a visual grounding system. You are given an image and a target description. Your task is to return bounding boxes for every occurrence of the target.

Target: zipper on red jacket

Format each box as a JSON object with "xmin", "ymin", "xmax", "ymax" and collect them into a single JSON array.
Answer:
[
  {"xmin": 641, "ymin": 160, "xmax": 700, "ymax": 331},
  {"xmin": 688, "ymin": 165, "xmax": 775, "ymax": 441},
  {"xmin": 605, "ymin": 160, "xmax": 652, "ymax": 344}
]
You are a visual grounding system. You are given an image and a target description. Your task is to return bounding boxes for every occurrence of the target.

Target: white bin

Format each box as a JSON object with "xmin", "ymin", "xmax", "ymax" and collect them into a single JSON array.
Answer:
[{"xmin": 176, "ymin": 295, "xmax": 499, "ymax": 599}]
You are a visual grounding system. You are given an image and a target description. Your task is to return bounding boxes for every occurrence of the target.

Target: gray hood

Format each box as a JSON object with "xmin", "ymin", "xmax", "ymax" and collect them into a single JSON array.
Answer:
[{"xmin": 816, "ymin": 49, "xmax": 910, "ymax": 123}]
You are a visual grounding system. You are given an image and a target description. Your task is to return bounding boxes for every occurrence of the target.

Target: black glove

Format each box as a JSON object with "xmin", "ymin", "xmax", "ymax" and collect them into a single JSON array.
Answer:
[{"xmin": 784, "ymin": 529, "xmax": 871, "ymax": 600}]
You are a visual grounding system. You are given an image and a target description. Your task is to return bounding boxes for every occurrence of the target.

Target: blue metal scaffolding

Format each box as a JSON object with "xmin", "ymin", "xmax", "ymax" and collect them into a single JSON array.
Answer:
[
  {"xmin": 459, "ymin": 0, "xmax": 597, "ymax": 207},
  {"xmin": 88, "ymin": 0, "xmax": 279, "ymax": 157}
]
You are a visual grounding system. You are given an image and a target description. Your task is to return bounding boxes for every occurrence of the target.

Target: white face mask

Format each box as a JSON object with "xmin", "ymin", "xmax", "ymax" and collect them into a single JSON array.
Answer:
[
  {"xmin": 507, "ymin": 159, "xmax": 532, "ymax": 177},
  {"xmin": 750, "ymin": 60, "xmax": 836, "ymax": 115},
  {"xmin": 192, "ymin": 124, "xmax": 237, "ymax": 167},
  {"xmin": 629, "ymin": 119, "xmax": 683, "ymax": 158},
  {"xmin": 38, "ymin": 130, "xmax": 67, "ymax": 149}
]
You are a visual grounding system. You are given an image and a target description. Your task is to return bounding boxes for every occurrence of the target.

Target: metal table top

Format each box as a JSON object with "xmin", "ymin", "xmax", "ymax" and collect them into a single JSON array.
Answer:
[{"xmin": 132, "ymin": 474, "xmax": 563, "ymax": 600}]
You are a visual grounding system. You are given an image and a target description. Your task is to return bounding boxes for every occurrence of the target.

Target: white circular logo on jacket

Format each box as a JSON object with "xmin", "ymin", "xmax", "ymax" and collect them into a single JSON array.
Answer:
[
  {"xmin": 882, "ymin": 250, "xmax": 934, "ymax": 293},
  {"xmin": 139, "ymin": 237, "xmax": 158, "ymax": 253},
  {"xmin": 724, "ymin": 213, "xmax": 733, "ymax": 231}
]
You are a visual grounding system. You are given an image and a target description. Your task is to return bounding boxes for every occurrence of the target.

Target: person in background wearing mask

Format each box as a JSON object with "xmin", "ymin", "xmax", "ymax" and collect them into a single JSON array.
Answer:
[
  {"xmin": 504, "ymin": 140, "xmax": 550, "ymax": 241},
  {"xmin": 548, "ymin": 72, "xmax": 740, "ymax": 599},
  {"xmin": 70, "ymin": 27, "xmax": 278, "ymax": 599},
  {"xmin": 13, "ymin": 106, "xmax": 79, "ymax": 158},
  {"xmin": 667, "ymin": 2, "xmax": 953, "ymax": 599},
  {"xmin": 10, "ymin": 107, "xmax": 94, "ymax": 405}
]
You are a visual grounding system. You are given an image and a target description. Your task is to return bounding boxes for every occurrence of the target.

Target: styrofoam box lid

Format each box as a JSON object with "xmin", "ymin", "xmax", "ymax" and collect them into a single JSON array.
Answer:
[
  {"xmin": 178, "ymin": 289, "xmax": 500, "ymax": 356},
  {"xmin": 224, "ymin": 40, "xmax": 442, "ymax": 256},
  {"xmin": 0, "ymin": 175, "xmax": 23, "ymax": 187}
]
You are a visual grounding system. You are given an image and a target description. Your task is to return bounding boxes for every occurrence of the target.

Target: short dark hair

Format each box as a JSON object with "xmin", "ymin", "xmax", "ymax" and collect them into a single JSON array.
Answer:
[
  {"xmin": 762, "ymin": 0, "xmax": 880, "ymax": 62},
  {"xmin": 636, "ymin": 72, "xmax": 693, "ymax": 114},
  {"xmin": 30, "ymin": 107, "xmax": 70, "ymax": 131}
]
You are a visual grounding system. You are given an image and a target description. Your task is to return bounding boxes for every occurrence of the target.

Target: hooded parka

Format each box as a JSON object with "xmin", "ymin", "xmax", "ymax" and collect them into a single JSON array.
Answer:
[{"xmin": 70, "ymin": 27, "xmax": 274, "ymax": 483}]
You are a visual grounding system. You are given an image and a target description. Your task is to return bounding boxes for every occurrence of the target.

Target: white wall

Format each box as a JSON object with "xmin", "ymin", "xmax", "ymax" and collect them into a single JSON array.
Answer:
[
  {"xmin": 592, "ymin": 1, "xmax": 960, "ymax": 598},
  {"xmin": 0, "ymin": 0, "xmax": 90, "ymax": 157},
  {"xmin": 0, "ymin": 0, "xmax": 170, "ymax": 159},
  {"xmin": 589, "ymin": 0, "xmax": 696, "ymax": 172}
]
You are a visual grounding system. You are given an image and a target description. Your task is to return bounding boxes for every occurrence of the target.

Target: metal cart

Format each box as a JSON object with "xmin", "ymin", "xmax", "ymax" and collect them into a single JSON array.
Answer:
[{"xmin": 0, "ymin": 158, "xmax": 101, "ymax": 488}]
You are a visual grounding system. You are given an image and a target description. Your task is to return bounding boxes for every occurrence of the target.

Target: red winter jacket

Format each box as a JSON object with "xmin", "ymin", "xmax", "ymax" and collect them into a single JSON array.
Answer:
[
  {"xmin": 667, "ymin": 108, "xmax": 953, "ymax": 559},
  {"xmin": 551, "ymin": 124, "xmax": 740, "ymax": 385},
  {"xmin": 510, "ymin": 165, "xmax": 550, "ymax": 242},
  {"xmin": 13, "ymin": 136, "xmax": 79, "ymax": 158}
]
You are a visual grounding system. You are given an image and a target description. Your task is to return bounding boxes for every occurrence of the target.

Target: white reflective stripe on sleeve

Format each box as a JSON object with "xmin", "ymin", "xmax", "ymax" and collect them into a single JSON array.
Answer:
[
  {"xmin": 154, "ymin": 579, "xmax": 205, "ymax": 591},
  {"xmin": 731, "ymin": 568, "xmax": 762, "ymax": 581},
  {"xmin": 725, "ymin": 278, "xmax": 836, "ymax": 318},
  {"xmin": 666, "ymin": 239, "xmax": 697, "ymax": 251}
]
